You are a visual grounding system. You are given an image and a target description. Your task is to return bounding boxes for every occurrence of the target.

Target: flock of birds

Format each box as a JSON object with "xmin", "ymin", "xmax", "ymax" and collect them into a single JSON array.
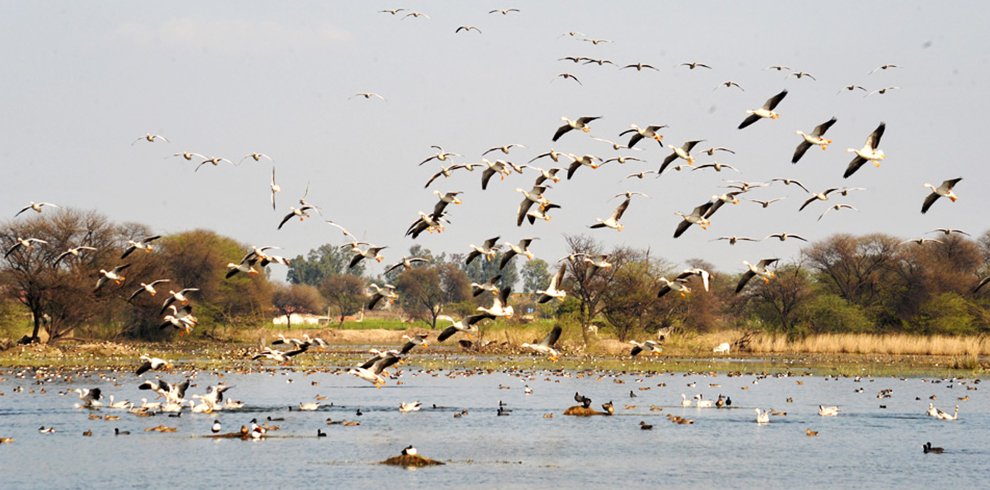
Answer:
[{"xmin": 1, "ymin": 6, "xmax": 982, "ymax": 468}]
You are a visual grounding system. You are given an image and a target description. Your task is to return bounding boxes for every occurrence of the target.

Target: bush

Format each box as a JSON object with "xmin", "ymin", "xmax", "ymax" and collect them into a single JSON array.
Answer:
[{"xmin": 805, "ymin": 294, "xmax": 871, "ymax": 334}]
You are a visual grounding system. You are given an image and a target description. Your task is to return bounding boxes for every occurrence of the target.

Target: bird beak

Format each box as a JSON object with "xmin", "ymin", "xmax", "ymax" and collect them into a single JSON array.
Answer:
[{"xmin": 582, "ymin": 127, "xmax": 590, "ymax": 133}]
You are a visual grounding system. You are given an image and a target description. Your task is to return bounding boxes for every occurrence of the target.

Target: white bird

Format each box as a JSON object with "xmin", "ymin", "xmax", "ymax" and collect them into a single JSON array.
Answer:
[
  {"xmin": 349, "ymin": 351, "xmax": 401, "ymax": 388},
  {"xmin": 455, "ymin": 25, "xmax": 482, "ymax": 34},
  {"xmin": 716, "ymin": 236, "xmax": 759, "ymax": 245},
  {"xmin": 277, "ymin": 205, "xmax": 317, "ymax": 230},
  {"xmin": 73, "ymin": 388, "xmax": 103, "ymax": 409},
  {"xmin": 160, "ymin": 288, "xmax": 199, "ymax": 314},
  {"xmin": 866, "ymin": 86, "xmax": 899, "ymax": 96},
  {"xmin": 437, "ymin": 313, "xmax": 494, "ymax": 342},
  {"xmin": 553, "ymin": 116, "xmax": 601, "ymax": 142},
  {"xmin": 171, "ymin": 151, "xmax": 206, "ymax": 162},
  {"xmin": 351, "ymin": 92, "xmax": 386, "ymax": 101},
  {"xmin": 95, "ymin": 264, "xmax": 130, "ymax": 291},
  {"xmin": 537, "ymin": 263, "xmax": 568, "ymax": 304},
  {"xmin": 792, "ymin": 117, "xmax": 838, "ymax": 163},
  {"xmin": 589, "ymin": 193, "xmax": 644, "ymax": 231},
  {"xmin": 500, "ymin": 238, "xmax": 538, "ymax": 269},
  {"xmin": 692, "ymin": 161, "xmax": 739, "ymax": 173},
  {"xmin": 765, "ymin": 233, "xmax": 808, "ymax": 242},
  {"xmin": 194, "ymin": 156, "xmax": 233, "ymax": 172},
  {"xmin": 478, "ymin": 287, "xmax": 514, "ymax": 318},
  {"xmin": 619, "ymin": 124, "xmax": 667, "ymax": 148},
  {"xmin": 755, "ymin": 408, "xmax": 770, "ymax": 424},
  {"xmin": 489, "ymin": 8, "xmax": 520, "ymax": 15},
  {"xmin": 749, "ymin": 197, "xmax": 786, "ymax": 208},
  {"xmin": 681, "ymin": 394, "xmax": 693, "ymax": 407},
  {"xmin": 52, "ymin": 245, "xmax": 97, "ymax": 267},
  {"xmin": 366, "ymin": 283, "xmax": 398, "ymax": 310},
  {"xmin": 269, "ymin": 167, "xmax": 281, "ymax": 210},
  {"xmin": 629, "ymin": 340, "xmax": 662, "ymax": 357},
  {"xmin": 127, "ymin": 280, "xmax": 170, "ymax": 302},
  {"xmin": 15, "ymin": 201, "xmax": 59, "ymax": 217},
  {"xmin": 132, "ymin": 133, "xmax": 169, "ymax": 145},
  {"xmin": 694, "ymin": 394, "xmax": 714, "ymax": 408},
  {"xmin": 521, "ymin": 325, "xmax": 562, "ymax": 361},
  {"xmin": 660, "ymin": 140, "xmax": 704, "ymax": 173},
  {"xmin": 673, "ymin": 202, "xmax": 714, "ymax": 238},
  {"xmin": 738, "ymin": 90, "xmax": 788, "ymax": 129},
  {"xmin": 4, "ymin": 237, "xmax": 48, "ymax": 258},
  {"xmin": 845, "ymin": 123, "xmax": 886, "ymax": 178},
  {"xmin": 869, "ymin": 64, "xmax": 898, "ymax": 74},
  {"xmin": 735, "ymin": 259, "xmax": 779, "ymax": 293},
  {"xmin": 927, "ymin": 403, "xmax": 939, "ymax": 418},
  {"xmin": 399, "ymin": 401, "xmax": 422, "ymax": 413},
  {"xmin": 121, "ymin": 235, "xmax": 162, "ymax": 259},
  {"xmin": 935, "ymin": 405, "xmax": 959, "ymax": 421},
  {"xmin": 483, "ymin": 144, "xmax": 526, "ymax": 156},
  {"xmin": 212, "ymin": 420, "xmax": 222, "ymax": 433},
  {"xmin": 466, "ymin": 237, "xmax": 501, "ymax": 265},
  {"xmin": 135, "ymin": 355, "xmax": 172, "ymax": 375},
  {"xmin": 298, "ymin": 402, "xmax": 320, "ymax": 411},
  {"xmin": 565, "ymin": 153, "xmax": 603, "ymax": 180},
  {"xmin": 818, "ymin": 204, "xmax": 858, "ymax": 221},
  {"xmin": 818, "ymin": 405, "xmax": 840, "ymax": 416},
  {"xmin": 420, "ymin": 146, "xmax": 461, "ymax": 166},
  {"xmin": 921, "ymin": 178, "xmax": 962, "ymax": 214},
  {"xmin": 240, "ymin": 152, "xmax": 273, "ymax": 164},
  {"xmin": 712, "ymin": 342, "xmax": 731, "ymax": 354}
]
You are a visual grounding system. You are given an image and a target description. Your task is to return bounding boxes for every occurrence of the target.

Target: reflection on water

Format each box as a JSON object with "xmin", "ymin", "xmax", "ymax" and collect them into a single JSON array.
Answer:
[{"xmin": 0, "ymin": 367, "xmax": 986, "ymax": 489}]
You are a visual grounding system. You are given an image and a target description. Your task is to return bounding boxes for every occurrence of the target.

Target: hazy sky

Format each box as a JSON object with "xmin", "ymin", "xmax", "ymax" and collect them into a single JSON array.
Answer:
[{"xmin": 2, "ymin": 2, "xmax": 988, "ymax": 281}]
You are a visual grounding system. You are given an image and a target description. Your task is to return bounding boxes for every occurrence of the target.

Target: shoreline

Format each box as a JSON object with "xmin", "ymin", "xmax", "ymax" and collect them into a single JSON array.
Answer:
[{"xmin": 0, "ymin": 337, "xmax": 985, "ymax": 378}]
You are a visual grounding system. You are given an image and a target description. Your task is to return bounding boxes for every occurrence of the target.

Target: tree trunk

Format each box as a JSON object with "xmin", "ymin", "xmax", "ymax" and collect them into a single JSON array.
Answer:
[{"xmin": 30, "ymin": 306, "xmax": 42, "ymax": 343}]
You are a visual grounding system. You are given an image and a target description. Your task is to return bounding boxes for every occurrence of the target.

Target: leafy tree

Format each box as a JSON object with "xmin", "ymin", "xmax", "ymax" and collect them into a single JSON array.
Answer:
[
  {"xmin": 396, "ymin": 264, "xmax": 471, "ymax": 328},
  {"xmin": 320, "ymin": 274, "xmax": 366, "ymax": 325},
  {"xmin": 272, "ymin": 283, "xmax": 324, "ymax": 330},
  {"xmin": 520, "ymin": 258, "xmax": 550, "ymax": 293},
  {"xmin": 602, "ymin": 259, "xmax": 663, "ymax": 341},
  {"xmin": 562, "ymin": 235, "xmax": 632, "ymax": 344},
  {"xmin": 287, "ymin": 244, "xmax": 364, "ymax": 285},
  {"xmin": 742, "ymin": 262, "xmax": 813, "ymax": 336}
]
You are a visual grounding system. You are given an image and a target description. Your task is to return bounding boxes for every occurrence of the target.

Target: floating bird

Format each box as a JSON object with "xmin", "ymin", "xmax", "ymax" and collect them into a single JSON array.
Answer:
[
  {"xmin": 553, "ymin": 116, "xmax": 601, "ymax": 142},
  {"xmin": 15, "ymin": 201, "xmax": 59, "ymax": 217},
  {"xmin": 640, "ymin": 421, "xmax": 654, "ymax": 430},
  {"xmin": 844, "ymin": 122, "xmax": 886, "ymax": 178},
  {"xmin": 521, "ymin": 325, "xmax": 563, "ymax": 361},
  {"xmin": 575, "ymin": 392, "xmax": 592, "ymax": 408},
  {"xmin": 74, "ymin": 388, "xmax": 103, "ymax": 409},
  {"xmin": 399, "ymin": 401, "xmax": 422, "ymax": 413},
  {"xmin": 818, "ymin": 405, "xmax": 840, "ymax": 416},
  {"xmin": 537, "ymin": 264, "xmax": 568, "ymax": 303},
  {"xmin": 935, "ymin": 405, "xmax": 959, "ymax": 421},
  {"xmin": 735, "ymin": 259, "xmax": 779, "ymax": 293},
  {"xmin": 792, "ymin": 117, "xmax": 838, "ymax": 163},
  {"xmin": 923, "ymin": 442, "xmax": 944, "ymax": 454},
  {"xmin": 738, "ymin": 90, "xmax": 788, "ymax": 129},
  {"xmin": 212, "ymin": 420, "xmax": 222, "ymax": 433},
  {"xmin": 921, "ymin": 178, "xmax": 962, "ymax": 214},
  {"xmin": 755, "ymin": 408, "xmax": 770, "ymax": 424}
]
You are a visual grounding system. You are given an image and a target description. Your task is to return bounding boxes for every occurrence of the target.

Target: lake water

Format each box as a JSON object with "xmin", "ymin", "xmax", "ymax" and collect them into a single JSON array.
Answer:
[{"xmin": 0, "ymin": 363, "xmax": 986, "ymax": 489}]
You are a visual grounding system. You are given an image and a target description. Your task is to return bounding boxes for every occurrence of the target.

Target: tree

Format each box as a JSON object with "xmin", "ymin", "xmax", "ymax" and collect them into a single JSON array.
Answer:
[
  {"xmin": 0, "ymin": 209, "xmax": 125, "ymax": 342},
  {"xmin": 562, "ymin": 235, "xmax": 631, "ymax": 345},
  {"xmin": 520, "ymin": 258, "xmax": 550, "ymax": 293},
  {"xmin": 272, "ymin": 283, "xmax": 324, "ymax": 330},
  {"xmin": 602, "ymin": 259, "xmax": 664, "ymax": 341},
  {"xmin": 743, "ymin": 262, "xmax": 813, "ymax": 336},
  {"xmin": 396, "ymin": 264, "xmax": 471, "ymax": 328},
  {"xmin": 320, "ymin": 274, "xmax": 366, "ymax": 326},
  {"xmin": 803, "ymin": 234, "xmax": 900, "ymax": 310},
  {"xmin": 287, "ymin": 244, "xmax": 365, "ymax": 285}
]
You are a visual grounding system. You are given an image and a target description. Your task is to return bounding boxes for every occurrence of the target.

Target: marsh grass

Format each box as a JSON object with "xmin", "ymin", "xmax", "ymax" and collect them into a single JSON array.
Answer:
[{"xmin": 746, "ymin": 332, "xmax": 990, "ymax": 356}]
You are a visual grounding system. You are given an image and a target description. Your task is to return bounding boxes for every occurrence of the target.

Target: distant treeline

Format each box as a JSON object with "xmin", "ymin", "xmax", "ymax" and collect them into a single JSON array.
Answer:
[{"xmin": 2, "ymin": 208, "xmax": 989, "ymax": 343}]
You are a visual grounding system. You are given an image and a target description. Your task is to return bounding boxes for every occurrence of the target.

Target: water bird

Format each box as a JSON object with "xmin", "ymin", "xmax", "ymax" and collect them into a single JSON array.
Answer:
[
  {"xmin": 521, "ymin": 325, "xmax": 562, "ymax": 361},
  {"xmin": 923, "ymin": 442, "xmax": 944, "ymax": 454},
  {"xmin": 399, "ymin": 401, "xmax": 422, "ymax": 413},
  {"xmin": 15, "ymin": 201, "xmax": 59, "ymax": 217},
  {"xmin": 792, "ymin": 117, "xmax": 837, "ymax": 163},
  {"xmin": 575, "ymin": 392, "xmax": 592, "ymax": 408},
  {"xmin": 553, "ymin": 116, "xmax": 601, "ymax": 142},
  {"xmin": 755, "ymin": 408, "xmax": 770, "ymax": 424},
  {"xmin": 114, "ymin": 428, "xmax": 130, "ymax": 436},
  {"xmin": 738, "ymin": 90, "xmax": 787, "ymax": 129},
  {"xmin": 536, "ymin": 264, "xmax": 568, "ymax": 304},
  {"xmin": 806, "ymin": 428, "xmax": 819, "ymax": 437},
  {"xmin": 212, "ymin": 420, "xmax": 222, "ymax": 434},
  {"xmin": 132, "ymin": 133, "xmax": 168, "ymax": 145},
  {"xmin": 818, "ymin": 405, "xmax": 840, "ymax": 416},
  {"xmin": 844, "ymin": 122, "xmax": 886, "ymax": 178},
  {"xmin": 640, "ymin": 421, "xmax": 653, "ymax": 430},
  {"xmin": 921, "ymin": 178, "xmax": 962, "ymax": 214}
]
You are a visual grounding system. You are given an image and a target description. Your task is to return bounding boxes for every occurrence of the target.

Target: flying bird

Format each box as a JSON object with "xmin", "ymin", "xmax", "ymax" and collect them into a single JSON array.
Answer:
[
  {"xmin": 95, "ymin": 264, "xmax": 130, "ymax": 291},
  {"xmin": 132, "ymin": 133, "xmax": 169, "ymax": 145},
  {"xmin": 554, "ymin": 73, "xmax": 582, "ymax": 85},
  {"xmin": 466, "ymin": 237, "xmax": 501, "ymax": 265},
  {"xmin": 553, "ymin": 116, "xmax": 601, "ymax": 142},
  {"xmin": 921, "ymin": 178, "xmax": 962, "ymax": 214},
  {"xmin": 792, "ymin": 117, "xmax": 838, "ymax": 163},
  {"xmin": 15, "ymin": 201, "xmax": 59, "ymax": 217},
  {"xmin": 351, "ymin": 92, "xmax": 386, "ymax": 101},
  {"xmin": 681, "ymin": 62, "xmax": 711, "ymax": 70},
  {"xmin": 867, "ymin": 86, "xmax": 899, "ymax": 96},
  {"xmin": 121, "ymin": 235, "xmax": 161, "ymax": 259},
  {"xmin": 715, "ymin": 80, "xmax": 744, "ymax": 91},
  {"xmin": 521, "ymin": 325, "xmax": 563, "ymax": 361},
  {"xmin": 619, "ymin": 124, "xmax": 667, "ymax": 148},
  {"xmin": 278, "ymin": 205, "xmax": 317, "ymax": 230},
  {"xmin": 818, "ymin": 203, "xmax": 858, "ymax": 221},
  {"xmin": 489, "ymin": 8, "xmax": 520, "ymax": 15},
  {"xmin": 621, "ymin": 62, "xmax": 659, "ymax": 72},
  {"xmin": 738, "ymin": 90, "xmax": 788, "ymax": 129},
  {"xmin": 735, "ymin": 259, "xmax": 779, "ymax": 293},
  {"xmin": 537, "ymin": 264, "xmax": 568, "ymax": 303},
  {"xmin": 52, "ymin": 245, "xmax": 97, "ymax": 267},
  {"xmin": 240, "ymin": 152, "xmax": 273, "ymax": 164},
  {"xmin": 589, "ymin": 192, "xmax": 645, "ymax": 231},
  {"xmin": 500, "ymin": 238, "xmax": 538, "ymax": 269},
  {"xmin": 4, "ymin": 238, "xmax": 48, "ymax": 258},
  {"xmin": 483, "ymin": 144, "xmax": 526, "ymax": 156},
  {"xmin": 844, "ymin": 122, "xmax": 886, "ymax": 178},
  {"xmin": 673, "ymin": 202, "xmax": 714, "ymax": 238},
  {"xmin": 660, "ymin": 140, "xmax": 704, "ymax": 173}
]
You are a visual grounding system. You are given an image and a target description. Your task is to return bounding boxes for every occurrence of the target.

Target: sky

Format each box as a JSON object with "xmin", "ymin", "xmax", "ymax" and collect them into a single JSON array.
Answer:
[{"xmin": 2, "ymin": 1, "xmax": 989, "ymax": 282}]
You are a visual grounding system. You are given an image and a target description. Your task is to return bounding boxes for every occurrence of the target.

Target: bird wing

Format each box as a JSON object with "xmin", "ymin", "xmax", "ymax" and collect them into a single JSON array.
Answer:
[
  {"xmin": 758, "ymin": 258, "xmax": 780, "ymax": 268},
  {"xmin": 437, "ymin": 326, "xmax": 460, "ymax": 342},
  {"xmin": 656, "ymin": 285, "xmax": 672, "ymax": 298},
  {"xmin": 737, "ymin": 114, "xmax": 761, "ymax": 129},
  {"xmin": 348, "ymin": 253, "xmax": 366, "ymax": 269},
  {"xmin": 120, "ymin": 246, "xmax": 137, "ymax": 259},
  {"xmin": 465, "ymin": 250, "xmax": 481, "ymax": 265},
  {"xmin": 627, "ymin": 133, "xmax": 644, "ymax": 148},
  {"xmin": 813, "ymin": 117, "xmax": 838, "ymax": 136},
  {"xmin": 499, "ymin": 250, "xmax": 517, "ymax": 270},
  {"xmin": 763, "ymin": 90, "xmax": 788, "ymax": 110},
  {"xmin": 920, "ymin": 192, "xmax": 941, "ymax": 214},
  {"xmin": 483, "ymin": 236, "xmax": 501, "ymax": 249},
  {"xmin": 658, "ymin": 152, "xmax": 678, "ymax": 174},
  {"xmin": 127, "ymin": 287, "xmax": 145, "ymax": 302},
  {"xmin": 735, "ymin": 271, "xmax": 756, "ymax": 294},
  {"xmin": 542, "ymin": 325, "xmax": 563, "ymax": 347},
  {"xmin": 576, "ymin": 116, "xmax": 600, "ymax": 125},
  {"xmin": 973, "ymin": 276, "xmax": 990, "ymax": 293},
  {"xmin": 791, "ymin": 141, "xmax": 813, "ymax": 164},
  {"xmin": 566, "ymin": 161, "xmax": 581, "ymax": 180},
  {"xmin": 135, "ymin": 360, "xmax": 152, "ymax": 376},
  {"xmin": 517, "ymin": 198, "xmax": 535, "ymax": 227},
  {"xmin": 498, "ymin": 286, "xmax": 512, "ymax": 305},
  {"xmin": 612, "ymin": 197, "xmax": 632, "ymax": 221},
  {"xmin": 867, "ymin": 122, "xmax": 886, "ymax": 148},
  {"xmin": 843, "ymin": 156, "xmax": 867, "ymax": 179},
  {"xmin": 552, "ymin": 125, "xmax": 572, "ymax": 142},
  {"xmin": 481, "ymin": 168, "xmax": 496, "ymax": 190},
  {"xmin": 277, "ymin": 212, "xmax": 295, "ymax": 230},
  {"xmin": 683, "ymin": 140, "xmax": 703, "ymax": 153},
  {"xmin": 673, "ymin": 219, "xmax": 693, "ymax": 238}
]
